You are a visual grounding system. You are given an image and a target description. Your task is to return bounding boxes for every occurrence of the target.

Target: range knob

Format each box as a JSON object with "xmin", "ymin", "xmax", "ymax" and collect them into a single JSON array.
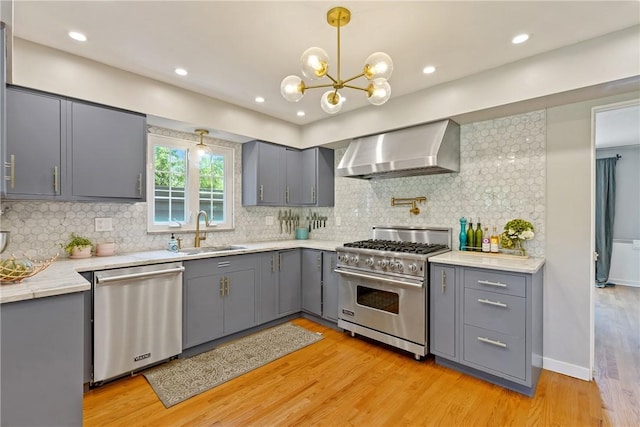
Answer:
[
  {"xmin": 395, "ymin": 262, "xmax": 404, "ymax": 272},
  {"xmin": 408, "ymin": 263, "xmax": 419, "ymax": 273},
  {"xmin": 378, "ymin": 259, "xmax": 389, "ymax": 269},
  {"xmin": 349, "ymin": 255, "xmax": 359, "ymax": 265},
  {"xmin": 338, "ymin": 254, "xmax": 349, "ymax": 263},
  {"xmin": 365, "ymin": 257, "xmax": 375, "ymax": 267}
]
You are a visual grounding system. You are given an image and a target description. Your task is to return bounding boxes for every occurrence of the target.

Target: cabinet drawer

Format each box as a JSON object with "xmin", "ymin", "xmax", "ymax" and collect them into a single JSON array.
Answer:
[
  {"xmin": 464, "ymin": 269, "xmax": 526, "ymax": 297},
  {"xmin": 463, "ymin": 325, "xmax": 526, "ymax": 381},
  {"xmin": 464, "ymin": 289, "xmax": 525, "ymax": 337},
  {"xmin": 185, "ymin": 255, "xmax": 258, "ymax": 279}
]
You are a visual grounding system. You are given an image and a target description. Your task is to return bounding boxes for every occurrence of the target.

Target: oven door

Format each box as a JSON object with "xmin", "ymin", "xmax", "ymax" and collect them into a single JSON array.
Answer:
[{"xmin": 337, "ymin": 269, "xmax": 425, "ymax": 345}]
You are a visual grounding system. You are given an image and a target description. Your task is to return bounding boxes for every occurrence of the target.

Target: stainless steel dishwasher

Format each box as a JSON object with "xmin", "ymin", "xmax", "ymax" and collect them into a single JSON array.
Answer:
[{"xmin": 93, "ymin": 261, "xmax": 184, "ymax": 384}]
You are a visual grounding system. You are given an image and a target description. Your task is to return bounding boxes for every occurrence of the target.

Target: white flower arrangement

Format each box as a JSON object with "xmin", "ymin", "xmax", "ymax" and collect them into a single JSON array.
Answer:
[{"xmin": 500, "ymin": 219, "xmax": 535, "ymax": 251}]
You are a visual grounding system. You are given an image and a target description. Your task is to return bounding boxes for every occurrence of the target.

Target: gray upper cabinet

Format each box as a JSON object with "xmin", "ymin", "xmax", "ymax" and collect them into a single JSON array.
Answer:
[
  {"xmin": 242, "ymin": 140, "xmax": 334, "ymax": 207},
  {"xmin": 4, "ymin": 87, "xmax": 65, "ymax": 199},
  {"xmin": 242, "ymin": 140, "xmax": 284, "ymax": 205},
  {"xmin": 2, "ymin": 86, "xmax": 146, "ymax": 202},
  {"xmin": 70, "ymin": 101, "xmax": 146, "ymax": 201}
]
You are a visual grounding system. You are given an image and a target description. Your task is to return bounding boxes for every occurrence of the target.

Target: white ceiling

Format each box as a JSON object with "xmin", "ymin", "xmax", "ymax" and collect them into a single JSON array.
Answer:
[{"xmin": 9, "ymin": 1, "xmax": 640, "ymax": 126}]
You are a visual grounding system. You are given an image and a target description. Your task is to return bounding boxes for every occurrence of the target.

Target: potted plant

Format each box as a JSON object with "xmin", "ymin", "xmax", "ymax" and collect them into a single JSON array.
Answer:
[
  {"xmin": 500, "ymin": 219, "xmax": 535, "ymax": 256},
  {"xmin": 61, "ymin": 233, "xmax": 94, "ymax": 258}
]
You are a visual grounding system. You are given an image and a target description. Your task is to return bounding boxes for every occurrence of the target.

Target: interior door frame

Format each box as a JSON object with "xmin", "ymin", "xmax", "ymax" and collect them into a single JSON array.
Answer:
[{"xmin": 589, "ymin": 98, "xmax": 640, "ymax": 378}]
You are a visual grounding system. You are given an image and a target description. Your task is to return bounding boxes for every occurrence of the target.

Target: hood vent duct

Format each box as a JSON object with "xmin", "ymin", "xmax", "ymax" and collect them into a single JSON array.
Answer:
[{"xmin": 336, "ymin": 119, "xmax": 460, "ymax": 179}]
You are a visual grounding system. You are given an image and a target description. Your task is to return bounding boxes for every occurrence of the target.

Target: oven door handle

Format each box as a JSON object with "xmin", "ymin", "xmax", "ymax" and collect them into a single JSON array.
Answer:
[{"xmin": 334, "ymin": 268, "xmax": 424, "ymax": 288}]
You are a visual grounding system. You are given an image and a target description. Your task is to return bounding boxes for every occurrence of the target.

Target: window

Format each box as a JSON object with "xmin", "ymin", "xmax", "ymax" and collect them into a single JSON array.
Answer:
[{"xmin": 147, "ymin": 133, "xmax": 234, "ymax": 232}]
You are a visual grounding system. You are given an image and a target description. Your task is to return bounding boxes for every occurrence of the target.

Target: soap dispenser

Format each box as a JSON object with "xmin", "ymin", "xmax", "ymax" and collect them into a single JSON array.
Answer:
[{"xmin": 168, "ymin": 233, "xmax": 179, "ymax": 252}]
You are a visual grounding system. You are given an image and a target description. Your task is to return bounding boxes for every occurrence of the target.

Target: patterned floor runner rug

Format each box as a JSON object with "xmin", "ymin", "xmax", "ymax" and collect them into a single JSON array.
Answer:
[{"xmin": 143, "ymin": 322, "xmax": 323, "ymax": 408}]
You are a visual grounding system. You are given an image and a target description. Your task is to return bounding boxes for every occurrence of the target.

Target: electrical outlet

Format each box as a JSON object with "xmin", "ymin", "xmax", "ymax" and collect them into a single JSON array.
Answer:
[
  {"xmin": 335, "ymin": 216, "xmax": 341, "ymax": 226},
  {"xmin": 95, "ymin": 217, "xmax": 113, "ymax": 232},
  {"xmin": 265, "ymin": 216, "xmax": 274, "ymax": 226}
]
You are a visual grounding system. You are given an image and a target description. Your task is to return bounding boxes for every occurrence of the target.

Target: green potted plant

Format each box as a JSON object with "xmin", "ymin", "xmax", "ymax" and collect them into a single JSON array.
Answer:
[{"xmin": 61, "ymin": 233, "xmax": 94, "ymax": 258}]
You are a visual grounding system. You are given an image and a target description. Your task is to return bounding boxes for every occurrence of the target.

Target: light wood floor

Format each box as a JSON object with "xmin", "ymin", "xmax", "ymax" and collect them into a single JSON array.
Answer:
[
  {"xmin": 84, "ymin": 287, "xmax": 639, "ymax": 427},
  {"xmin": 594, "ymin": 285, "xmax": 640, "ymax": 427}
]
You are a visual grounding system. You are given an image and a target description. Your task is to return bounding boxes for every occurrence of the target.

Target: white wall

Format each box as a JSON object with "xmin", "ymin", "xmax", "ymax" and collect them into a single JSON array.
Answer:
[{"xmin": 545, "ymin": 91, "xmax": 639, "ymax": 379}]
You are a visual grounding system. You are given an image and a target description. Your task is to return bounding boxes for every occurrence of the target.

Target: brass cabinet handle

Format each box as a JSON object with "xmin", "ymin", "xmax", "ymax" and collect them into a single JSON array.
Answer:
[
  {"xmin": 317, "ymin": 253, "xmax": 321, "ymax": 270},
  {"xmin": 279, "ymin": 253, "xmax": 282, "ymax": 271},
  {"xmin": 225, "ymin": 276, "xmax": 230, "ymax": 296},
  {"xmin": 271, "ymin": 254, "xmax": 275, "ymax": 273},
  {"xmin": 441, "ymin": 270, "xmax": 446, "ymax": 293},
  {"xmin": 259, "ymin": 184, "xmax": 264, "ymax": 201},
  {"xmin": 220, "ymin": 277, "xmax": 225, "ymax": 296},
  {"xmin": 53, "ymin": 166, "xmax": 59, "ymax": 194},
  {"xmin": 137, "ymin": 173, "xmax": 142, "ymax": 196},
  {"xmin": 311, "ymin": 186, "xmax": 316, "ymax": 203},
  {"xmin": 5, "ymin": 154, "xmax": 15, "ymax": 189},
  {"xmin": 286, "ymin": 187, "xmax": 290, "ymax": 203}
]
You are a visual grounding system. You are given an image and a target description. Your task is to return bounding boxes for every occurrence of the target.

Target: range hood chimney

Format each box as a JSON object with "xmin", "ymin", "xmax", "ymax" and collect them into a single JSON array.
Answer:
[{"xmin": 336, "ymin": 119, "xmax": 460, "ymax": 179}]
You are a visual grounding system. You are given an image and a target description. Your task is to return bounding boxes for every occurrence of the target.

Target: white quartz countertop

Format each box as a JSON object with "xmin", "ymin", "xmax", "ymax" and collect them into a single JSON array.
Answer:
[
  {"xmin": 429, "ymin": 251, "xmax": 545, "ymax": 274},
  {"xmin": 0, "ymin": 240, "xmax": 345, "ymax": 304}
]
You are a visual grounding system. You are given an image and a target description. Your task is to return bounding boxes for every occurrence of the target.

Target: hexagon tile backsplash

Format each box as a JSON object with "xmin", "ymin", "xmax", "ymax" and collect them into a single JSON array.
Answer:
[{"xmin": 0, "ymin": 110, "xmax": 545, "ymax": 259}]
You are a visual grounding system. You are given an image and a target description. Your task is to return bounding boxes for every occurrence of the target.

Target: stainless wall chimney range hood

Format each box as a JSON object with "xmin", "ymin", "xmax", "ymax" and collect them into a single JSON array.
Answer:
[{"xmin": 336, "ymin": 119, "xmax": 460, "ymax": 179}]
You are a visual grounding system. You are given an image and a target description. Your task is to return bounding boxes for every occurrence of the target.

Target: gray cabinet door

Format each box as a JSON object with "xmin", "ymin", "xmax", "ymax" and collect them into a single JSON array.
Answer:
[
  {"xmin": 302, "ymin": 249, "xmax": 322, "ymax": 315},
  {"xmin": 70, "ymin": 101, "xmax": 145, "ymax": 200},
  {"xmin": 224, "ymin": 268, "xmax": 257, "ymax": 335},
  {"xmin": 299, "ymin": 149, "xmax": 317, "ymax": 205},
  {"xmin": 315, "ymin": 147, "xmax": 335, "ymax": 207},
  {"xmin": 5, "ymin": 87, "xmax": 64, "ymax": 198},
  {"xmin": 259, "ymin": 252, "xmax": 278, "ymax": 323},
  {"xmin": 278, "ymin": 249, "xmax": 301, "ymax": 315},
  {"xmin": 430, "ymin": 264, "xmax": 457, "ymax": 359},
  {"xmin": 285, "ymin": 148, "xmax": 303, "ymax": 205},
  {"xmin": 184, "ymin": 273, "xmax": 225, "ymax": 348},
  {"xmin": 322, "ymin": 251, "xmax": 339, "ymax": 322}
]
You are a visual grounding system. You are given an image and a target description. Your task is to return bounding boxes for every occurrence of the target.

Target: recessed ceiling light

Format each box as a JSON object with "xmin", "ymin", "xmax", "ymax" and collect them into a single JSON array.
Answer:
[
  {"xmin": 512, "ymin": 33, "xmax": 530, "ymax": 44},
  {"xmin": 255, "ymin": 96, "xmax": 265, "ymax": 103},
  {"xmin": 68, "ymin": 31, "xmax": 87, "ymax": 42},
  {"xmin": 297, "ymin": 111, "xmax": 305, "ymax": 117},
  {"xmin": 174, "ymin": 68, "xmax": 188, "ymax": 76},
  {"xmin": 423, "ymin": 65, "xmax": 436, "ymax": 74}
]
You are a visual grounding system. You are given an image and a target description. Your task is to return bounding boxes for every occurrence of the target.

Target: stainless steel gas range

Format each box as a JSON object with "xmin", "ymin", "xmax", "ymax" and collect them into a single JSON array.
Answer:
[{"xmin": 335, "ymin": 226, "xmax": 451, "ymax": 360}]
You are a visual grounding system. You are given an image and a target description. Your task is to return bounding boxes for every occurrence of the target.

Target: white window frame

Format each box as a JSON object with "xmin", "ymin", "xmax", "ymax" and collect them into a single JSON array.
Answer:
[{"xmin": 147, "ymin": 133, "xmax": 234, "ymax": 233}]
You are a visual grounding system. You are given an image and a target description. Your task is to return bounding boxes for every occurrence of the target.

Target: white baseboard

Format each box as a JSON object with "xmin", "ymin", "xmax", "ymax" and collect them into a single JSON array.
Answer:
[
  {"xmin": 608, "ymin": 280, "xmax": 640, "ymax": 288},
  {"xmin": 543, "ymin": 356, "xmax": 592, "ymax": 381}
]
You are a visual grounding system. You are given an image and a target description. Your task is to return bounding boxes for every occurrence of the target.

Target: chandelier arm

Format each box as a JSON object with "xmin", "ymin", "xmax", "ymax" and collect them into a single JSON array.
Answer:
[
  {"xmin": 341, "ymin": 72, "xmax": 366, "ymax": 85},
  {"xmin": 343, "ymin": 84, "xmax": 370, "ymax": 92},
  {"xmin": 304, "ymin": 82, "xmax": 338, "ymax": 90},
  {"xmin": 324, "ymin": 73, "xmax": 339, "ymax": 84}
]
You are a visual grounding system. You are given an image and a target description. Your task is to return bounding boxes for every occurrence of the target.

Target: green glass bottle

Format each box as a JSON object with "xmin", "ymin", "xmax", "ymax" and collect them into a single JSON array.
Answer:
[
  {"xmin": 475, "ymin": 220, "xmax": 483, "ymax": 252},
  {"xmin": 466, "ymin": 219, "xmax": 474, "ymax": 251}
]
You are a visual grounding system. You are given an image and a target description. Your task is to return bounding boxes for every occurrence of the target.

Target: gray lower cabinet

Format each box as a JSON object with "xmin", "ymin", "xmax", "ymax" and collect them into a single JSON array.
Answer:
[
  {"xmin": 301, "ymin": 249, "xmax": 339, "ymax": 322},
  {"xmin": 1, "ymin": 292, "xmax": 84, "ymax": 427},
  {"xmin": 429, "ymin": 263, "xmax": 543, "ymax": 396},
  {"xmin": 183, "ymin": 255, "xmax": 258, "ymax": 349},
  {"xmin": 2, "ymin": 85, "xmax": 146, "ymax": 202},
  {"xmin": 302, "ymin": 249, "xmax": 323, "ymax": 315},
  {"xmin": 258, "ymin": 249, "xmax": 301, "ymax": 322},
  {"xmin": 321, "ymin": 251, "xmax": 339, "ymax": 322}
]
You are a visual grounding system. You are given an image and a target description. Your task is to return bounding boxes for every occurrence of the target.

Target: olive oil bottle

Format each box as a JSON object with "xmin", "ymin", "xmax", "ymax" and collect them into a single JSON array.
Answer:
[
  {"xmin": 467, "ymin": 219, "xmax": 475, "ymax": 251},
  {"xmin": 474, "ymin": 220, "xmax": 483, "ymax": 252}
]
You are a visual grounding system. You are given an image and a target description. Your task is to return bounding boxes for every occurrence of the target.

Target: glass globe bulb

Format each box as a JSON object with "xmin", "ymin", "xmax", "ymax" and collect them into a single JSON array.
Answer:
[
  {"xmin": 189, "ymin": 142, "xmax": 212, "ymax": 162},
  {"xmin": 367, "ymin": 79, "xmax": 391, "ymax": 106},
  {"xmin": 280, "ymin": 75, "xmax": 305, "ymax": 102},
  {"xmin": 300, "ymin": 47, "xmax": 329, "ymax": 80},
  {"xmin": 364, "ymin": 52, "xmax": 393, "ymax": 81},
  {"xmin": 320, "ymin": 91, "xmax": 343, "ymax": 114}
]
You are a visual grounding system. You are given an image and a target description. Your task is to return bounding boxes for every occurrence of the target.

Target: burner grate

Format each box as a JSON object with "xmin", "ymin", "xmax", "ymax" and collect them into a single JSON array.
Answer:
[{"xmin": 343, "ymin": 239, "xmax": 447, "ymax": 255}]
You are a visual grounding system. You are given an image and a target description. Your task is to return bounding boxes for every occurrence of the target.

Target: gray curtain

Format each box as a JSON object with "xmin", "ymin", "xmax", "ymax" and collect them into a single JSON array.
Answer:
[{"xmin": 595, "ymin": 157, "xmax": 617, "ymax": 286}]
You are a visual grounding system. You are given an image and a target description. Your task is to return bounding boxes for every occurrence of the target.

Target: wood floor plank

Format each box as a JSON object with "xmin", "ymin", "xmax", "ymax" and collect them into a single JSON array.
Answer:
[{"xmin": 84, "ymin": 286, "xmax": 639, "ymax": 426}]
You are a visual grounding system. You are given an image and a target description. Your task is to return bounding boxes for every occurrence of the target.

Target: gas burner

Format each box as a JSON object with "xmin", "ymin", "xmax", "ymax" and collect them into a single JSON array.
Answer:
[{"xmin": 343, "ymin": 239, "xmax": 447, "ymax": 255}]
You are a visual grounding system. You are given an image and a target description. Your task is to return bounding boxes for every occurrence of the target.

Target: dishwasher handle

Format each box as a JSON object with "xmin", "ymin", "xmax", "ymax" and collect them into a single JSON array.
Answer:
[{"xmin": 96, "ymin": 266, "xmax": 185, "ymax": 284}]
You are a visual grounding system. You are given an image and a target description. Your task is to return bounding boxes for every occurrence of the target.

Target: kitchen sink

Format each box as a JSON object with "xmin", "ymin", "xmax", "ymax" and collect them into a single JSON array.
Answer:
[{"xmin": 177, "ymin": 245, "xmax": 246, "ymax": 255}]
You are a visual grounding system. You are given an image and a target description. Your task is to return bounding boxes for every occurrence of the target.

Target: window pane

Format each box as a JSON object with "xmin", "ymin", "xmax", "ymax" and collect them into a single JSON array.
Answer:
[
  {"xmin": 199, "ymin": 153, "xmax": 225, "ymax": 222},
  {"xmin": 153, "ymin": 146, "xmax": 187, "ymax": 223}
]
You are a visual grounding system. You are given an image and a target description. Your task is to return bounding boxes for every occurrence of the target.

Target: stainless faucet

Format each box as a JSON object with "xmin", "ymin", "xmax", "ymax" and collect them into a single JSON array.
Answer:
[{"xmin": 194, "ymin": 210, "xmax": 209, "ymax": 247}]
